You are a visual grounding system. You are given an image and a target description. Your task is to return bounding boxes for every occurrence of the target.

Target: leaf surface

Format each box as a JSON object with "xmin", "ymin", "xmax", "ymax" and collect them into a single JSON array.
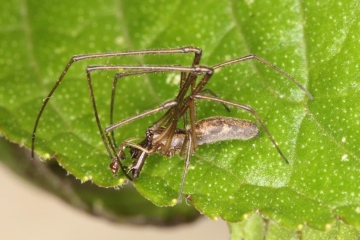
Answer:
[{"xmin": 0, "ymin": 0, "xmax": 359, "ymax": 232}]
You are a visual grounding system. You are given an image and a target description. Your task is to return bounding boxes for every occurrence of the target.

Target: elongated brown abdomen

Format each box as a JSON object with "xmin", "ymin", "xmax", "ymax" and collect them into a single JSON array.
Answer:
[{"xmin": 195, "ymin": 117, "xmax": 259, "ymax": 145}]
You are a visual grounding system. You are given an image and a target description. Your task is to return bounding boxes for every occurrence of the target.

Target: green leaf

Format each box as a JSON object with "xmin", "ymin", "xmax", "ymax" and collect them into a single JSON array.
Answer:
[
  {"xmin": 1, "ymin": 0, "xmax": 360, "ymax": 236},
  {"xmin": 228, "ymin": 213, "xmax": 360, "ymax": 240}
]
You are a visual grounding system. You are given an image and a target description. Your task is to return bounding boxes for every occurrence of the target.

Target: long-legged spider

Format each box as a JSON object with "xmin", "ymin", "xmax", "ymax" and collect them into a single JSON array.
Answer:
[
  {"xmin": 113, "ymin": 116, "xmax": 259, "ymax": 203},
  {"xmin": 31, "ymin": 46, "xmax": 313, "ymax": 203}
]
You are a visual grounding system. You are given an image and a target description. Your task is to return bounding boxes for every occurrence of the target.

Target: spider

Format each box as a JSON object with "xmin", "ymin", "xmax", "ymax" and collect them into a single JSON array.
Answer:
[
  {"xmin": 31, "ymin": 46, "xmax": 313, "ymax": 202},
  {"xmin": 111, "ymin": 116, "xmax": 260, "ymax": 203}
]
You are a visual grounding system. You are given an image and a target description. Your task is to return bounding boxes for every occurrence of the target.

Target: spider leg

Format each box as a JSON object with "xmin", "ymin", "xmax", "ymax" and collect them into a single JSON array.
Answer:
[
  {"xmin": 110, "ymin": 70, "xmax": 170, "ymax": 148},
  {"xmin": 180, "ymin": 54, "xmax": 314, "ymax": 159},
  {"xmin": 78, "ymin": 65, "xmax": 208, "ymax": 179},
  {"xmin": 173, "ymin": 69, "xmax": 215, "ymax": 153},
  {"xmin": 32, "ymin": 46, "xmax": 202, "ymax": 158},
  {"xmin": 108, "ymin": 46, "xmax": 202, "ymax": 147},
  {"xmin": 199, "ymin": 89, "xmax": 231, "ymax": 113},
  {"xmin": 177, "ymin": 128, "xmax": 193, "ymax": 204},
  {"xmin": 86, "ymin": 65, "xmax": 213, "ymax": 155},
  {"xmin": 212, "ymin": 54, "xmax": 314, "ymax": 100},
  {"xmin": 104, "ymin": 100, "xmax": 178, "ymax": 179},
  {"xmin": 109, "ymin": 67, "xmax": 199, "ymax": 148}
]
